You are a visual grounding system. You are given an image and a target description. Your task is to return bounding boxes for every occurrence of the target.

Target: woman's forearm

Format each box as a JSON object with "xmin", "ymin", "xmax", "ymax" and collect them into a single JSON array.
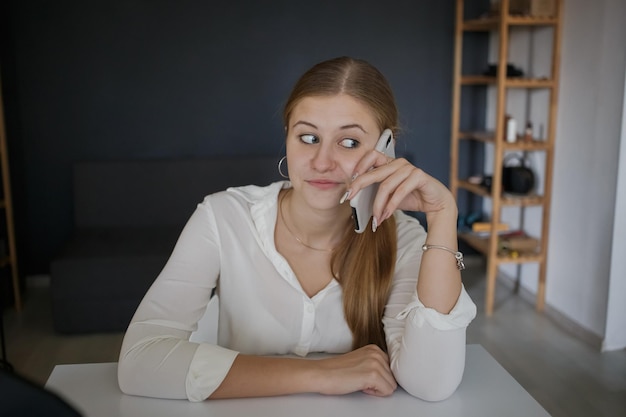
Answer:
[
  {"xmin": 416, "ymin": 207, "xmax": 463, "ymax": 313},
  {"xmin": 209, "ymin": 355, "xmax": 320, "ymax": 398},
  {"xmin": 211, "ymin": 345, "xmax": 396, "ymax": 399}
]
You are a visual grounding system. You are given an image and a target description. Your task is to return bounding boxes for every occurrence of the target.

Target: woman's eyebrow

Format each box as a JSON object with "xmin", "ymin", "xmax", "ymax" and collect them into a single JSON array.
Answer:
[
  {"xmin": 292, "ymin": 121, "xmax": 368, "ymax": 134},
  {"xmin": 292, "ymin": 120, "xmax": 317, "ymax": 129},
  {"xmin": 340, "ymin": 124, "xmax": 368, "ymax": 134}
]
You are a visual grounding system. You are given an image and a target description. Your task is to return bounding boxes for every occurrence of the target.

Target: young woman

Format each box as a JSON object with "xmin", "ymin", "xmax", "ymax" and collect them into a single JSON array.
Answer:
[{"xmin": 118, "ymin": 56, "xmax": 476, "ymax": 402}]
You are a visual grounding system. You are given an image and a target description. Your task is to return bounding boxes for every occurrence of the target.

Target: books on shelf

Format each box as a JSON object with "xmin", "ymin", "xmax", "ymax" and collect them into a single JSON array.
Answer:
[
  {"xmin": 498, "ymin": 230, "xmax": 540, "ymax": 252},
  {"xmin": 461, "ymin": 227, "xmax": 541, "ymax": 255},
  {"xmin": 471, "ymin": 222, "xmax": 509, "ymax": 233}
]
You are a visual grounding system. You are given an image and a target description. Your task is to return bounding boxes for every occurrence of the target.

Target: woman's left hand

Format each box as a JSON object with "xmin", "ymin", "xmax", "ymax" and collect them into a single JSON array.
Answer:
[{"xmin": 346, "ymin": 150, "xmax": 456, "ymax": 224}]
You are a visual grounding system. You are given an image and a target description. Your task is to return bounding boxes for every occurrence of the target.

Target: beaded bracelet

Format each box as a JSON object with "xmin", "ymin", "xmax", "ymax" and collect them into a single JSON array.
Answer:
[{"xmin": 422, "ymin": 244, "xmax": 466, "ymax": 270}]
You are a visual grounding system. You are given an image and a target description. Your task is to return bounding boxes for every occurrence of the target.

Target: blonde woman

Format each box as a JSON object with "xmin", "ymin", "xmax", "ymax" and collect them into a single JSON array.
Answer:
[{"xmin": 118, "ymin": 56, "xmax": 476, "ymax": 402}]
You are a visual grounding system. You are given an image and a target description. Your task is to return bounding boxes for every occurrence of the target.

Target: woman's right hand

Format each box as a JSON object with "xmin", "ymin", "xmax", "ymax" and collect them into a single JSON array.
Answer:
[
  {"xmin": 210, "ymin": 344, "xmax": 397, "ymax": 399},
  {"xmin": 315, "ymin": 344, "xmax": 397, "ymax": 397}
]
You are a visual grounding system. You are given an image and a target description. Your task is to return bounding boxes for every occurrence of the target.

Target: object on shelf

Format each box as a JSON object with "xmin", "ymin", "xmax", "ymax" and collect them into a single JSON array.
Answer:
[
  {"xmin": 498, "ymin": 230, "xmax": 540, "ymax": 253},
  {"xmin": 506, "ymin": 115, "xmax": 518, "ymax": 142},
  {"xmin": 502, "ymin": 154, "xmax": 535, "ymax": 195},
  {"xmin": 458, "ymin": 211, "xmax": 483, "ymax": 231},
  {"xmin": 524, "ymin": 121, "xmax": 534, "ymax": 142},
  {"xmin": 467, "ymin": 175, "xmax": 483, "ymax": 185},
  {"xmin": 480, "ymin": 175, "xmax": 493, "ymax": 193},
  {"xmin": 472, "ymin": 222, "xmax": 510, "ymax": 233},
  {"xmin": 483, "ymin": 63, "xmax": 524, "ymax": 77}
]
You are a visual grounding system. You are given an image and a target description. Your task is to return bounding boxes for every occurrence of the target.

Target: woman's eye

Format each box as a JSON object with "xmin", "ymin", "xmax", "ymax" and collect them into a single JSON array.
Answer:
[
  {"xmin": 299, "ymin": 134, "xmax": 319, "ymax": 144},
  {"xmin": 339, "ymin": 138, "xmax": 359, "ymax": 149}
]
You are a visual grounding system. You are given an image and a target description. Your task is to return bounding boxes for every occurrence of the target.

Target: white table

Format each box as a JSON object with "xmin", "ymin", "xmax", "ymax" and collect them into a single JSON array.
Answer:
[{"xmin": 45, "ymin": 345, "xmax": 550, "ymax": 417}]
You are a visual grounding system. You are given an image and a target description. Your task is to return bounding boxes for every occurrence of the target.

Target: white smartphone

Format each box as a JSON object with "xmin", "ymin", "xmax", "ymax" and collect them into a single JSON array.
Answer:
[{"xmin": 349, "ymin": 129, "xmax": 396, "ymax": 233}]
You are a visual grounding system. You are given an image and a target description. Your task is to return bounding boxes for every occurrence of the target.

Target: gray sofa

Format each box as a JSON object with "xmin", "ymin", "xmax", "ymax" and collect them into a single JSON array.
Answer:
[{"xmin": 50, "ymin": 157, "xmax": 281, "ymax": 334}]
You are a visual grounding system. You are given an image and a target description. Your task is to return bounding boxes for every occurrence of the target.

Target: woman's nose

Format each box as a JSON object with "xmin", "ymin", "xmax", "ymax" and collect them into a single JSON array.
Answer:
[{"xmin": 311, "ymin": 145, "xmax": 335, "ymax": 172}]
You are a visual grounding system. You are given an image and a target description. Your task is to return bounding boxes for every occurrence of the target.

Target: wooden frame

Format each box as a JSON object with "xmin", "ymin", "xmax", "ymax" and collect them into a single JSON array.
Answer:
[
  {"xmin": 450, "ymin": 0, "xmax": 563, "ymax": 315},
  {"xmin": 0, "ymin": 73, "xmax": 21, "ymax": 312}
]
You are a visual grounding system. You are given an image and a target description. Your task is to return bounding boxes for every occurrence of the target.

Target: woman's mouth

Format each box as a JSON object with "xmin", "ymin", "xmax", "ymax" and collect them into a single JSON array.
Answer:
[{"xmin": 306, "ymin": 179, "xmax": 342, "ymax": 190}]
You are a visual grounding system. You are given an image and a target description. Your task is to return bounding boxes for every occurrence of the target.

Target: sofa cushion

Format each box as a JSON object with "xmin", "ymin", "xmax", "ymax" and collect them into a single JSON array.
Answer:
[{"xmin": 50, "ymin": 227, "xmax": 180, "ymax": 333}]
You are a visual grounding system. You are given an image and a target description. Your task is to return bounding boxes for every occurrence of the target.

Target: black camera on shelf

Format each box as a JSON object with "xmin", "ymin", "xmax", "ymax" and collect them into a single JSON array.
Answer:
[
  {"xmin": 483, "ymin": 63, "xmax": 525, "ymax": 77},
  {"xmin": 473, "ymin": 154, "xmax": 535, "ymax": 195}
]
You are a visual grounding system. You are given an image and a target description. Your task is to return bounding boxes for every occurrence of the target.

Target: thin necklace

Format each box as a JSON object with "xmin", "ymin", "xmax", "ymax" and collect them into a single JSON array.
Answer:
[{"xmin": 278, "ymin": 190, "xmax": 334, "ymax": 252}]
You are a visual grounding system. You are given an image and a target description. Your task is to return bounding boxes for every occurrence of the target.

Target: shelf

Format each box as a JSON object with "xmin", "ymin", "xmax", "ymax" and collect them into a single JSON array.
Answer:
[
  {"xmin": 460, "ymin": 233, "xmax": 544, "ymax": 264},
  {"xmin": 451, "ymin": 0, "xmax": 562, "ymax": 315},
  {"xmin": 501, "ymin": 193, "xmax": 544, "ymax": 206},
  {"xmin": 457, "ymin": 180, "xmax": 545, "ymax": 206},
  {"xmin": 458, "ymin": 180, "xmax": 490, "ymax": 197},
  {"xmin": 507, "ymin": 78, "xmax": 555, "ymax": 88},
  {"xmin": 459, "ymin": 131, "xmax": 551, "ymax": 150},
  {"xmin": 460, "ymin": 76, "xmax": 496, "ymax": 85},
  {"xmin": 461, "ymin": 76, "xmax": 555, "ymax": 88},
  {"xmin": 459, "ymin": 131, "xmax": 495, "ymax": 142},
  {"xmin": 463, "ymin": 15, "xmax": 558, "ymax": 31},
  {"xmin": 503, "ymin": 140, "xmax": 551, "ymax": 151}
]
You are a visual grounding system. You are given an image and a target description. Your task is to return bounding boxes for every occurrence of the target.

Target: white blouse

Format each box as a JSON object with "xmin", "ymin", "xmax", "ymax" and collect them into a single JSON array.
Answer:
[{"xmin": 118, "ymin": 181, "xmax": 476, "ymax": 402}]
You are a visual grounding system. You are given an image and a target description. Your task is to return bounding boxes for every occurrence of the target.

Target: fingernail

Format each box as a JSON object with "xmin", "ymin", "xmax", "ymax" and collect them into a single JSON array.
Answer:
[
  {"xmin": 372, "ymin": 216, "xmax": 378, "ymax": 233},
  {"xmin": 351, "ymin": 172, "xmax": 359, "ymax": 181},
  {"xmin": 339, "ymin": 190, "xmax": 351, "ymax": 204}
]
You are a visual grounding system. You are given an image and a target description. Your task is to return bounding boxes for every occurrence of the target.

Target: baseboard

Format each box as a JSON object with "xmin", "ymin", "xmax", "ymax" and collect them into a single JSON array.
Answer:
[{"xmin": 497, "ymin": 272, "xmax": 604, "ymax": 351}]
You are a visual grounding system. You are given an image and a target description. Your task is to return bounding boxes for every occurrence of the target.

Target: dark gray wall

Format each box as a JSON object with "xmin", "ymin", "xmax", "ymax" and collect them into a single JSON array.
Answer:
[{"xmin": 3, "ymin": 0, "xmax": 460, "ymax": 274}]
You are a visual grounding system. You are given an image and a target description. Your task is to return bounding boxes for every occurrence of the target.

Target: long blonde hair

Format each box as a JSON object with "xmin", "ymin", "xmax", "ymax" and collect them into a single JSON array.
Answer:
[{"xmin": 283, "ymin": 57, "xmax": 398, "ymax": 351}]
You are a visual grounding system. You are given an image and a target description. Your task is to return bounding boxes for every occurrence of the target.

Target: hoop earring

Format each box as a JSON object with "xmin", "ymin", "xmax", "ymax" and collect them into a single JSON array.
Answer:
[{"xmin": 278, "ymin": 156, "xmax": 289, "ymax": 179}]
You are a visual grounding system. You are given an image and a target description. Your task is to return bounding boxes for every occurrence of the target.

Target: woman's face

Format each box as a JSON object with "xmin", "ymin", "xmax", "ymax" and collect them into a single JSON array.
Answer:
[{"xmin": 285, "ymin": 94, "xmax": 382, "ymax": 211}]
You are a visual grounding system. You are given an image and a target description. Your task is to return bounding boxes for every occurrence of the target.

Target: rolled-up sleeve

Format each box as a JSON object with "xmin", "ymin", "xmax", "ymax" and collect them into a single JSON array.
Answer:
[
  {"xmin": 185, "ymin": 343, "xmax": 239, "ymax": 401},
  {"xmin": 384, "ymin": 212, "xmax": 477, "ymax": 401},
  {"xmin": 118, "ymin": 197, "xmax": 239, "ymax": 401}
]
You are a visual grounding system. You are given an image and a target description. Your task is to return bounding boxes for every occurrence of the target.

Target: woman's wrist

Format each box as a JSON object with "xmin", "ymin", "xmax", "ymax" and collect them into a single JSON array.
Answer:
[{"xmin": 425, "ymin": 205, "xmax": 458, "ymax": 232}]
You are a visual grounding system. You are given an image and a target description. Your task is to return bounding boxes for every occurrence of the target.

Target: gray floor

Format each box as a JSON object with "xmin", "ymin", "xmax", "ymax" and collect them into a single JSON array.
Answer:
[{"xmin": 2, "ymin": 261, "xmax": 626, "ymax": 417}]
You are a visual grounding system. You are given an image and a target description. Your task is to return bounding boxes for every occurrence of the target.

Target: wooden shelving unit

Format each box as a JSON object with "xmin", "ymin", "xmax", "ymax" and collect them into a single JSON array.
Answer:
[
  {"xmin": 450, "ymin": 0, "xmax": 563, "ymax": 315},
  {"xmin": 0, "ymin": 73, "xmax": 21, "ymax": 312}
]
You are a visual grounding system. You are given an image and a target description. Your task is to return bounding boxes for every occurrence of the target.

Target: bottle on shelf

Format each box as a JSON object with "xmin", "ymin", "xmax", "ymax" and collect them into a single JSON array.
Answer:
[
  {"xmin": 524, "ymin": 121, "xmax": 534, "ymax": 142},
  {"xmin": 506, "ymin": 114, "xmax": 517, "ymax": 143}
]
